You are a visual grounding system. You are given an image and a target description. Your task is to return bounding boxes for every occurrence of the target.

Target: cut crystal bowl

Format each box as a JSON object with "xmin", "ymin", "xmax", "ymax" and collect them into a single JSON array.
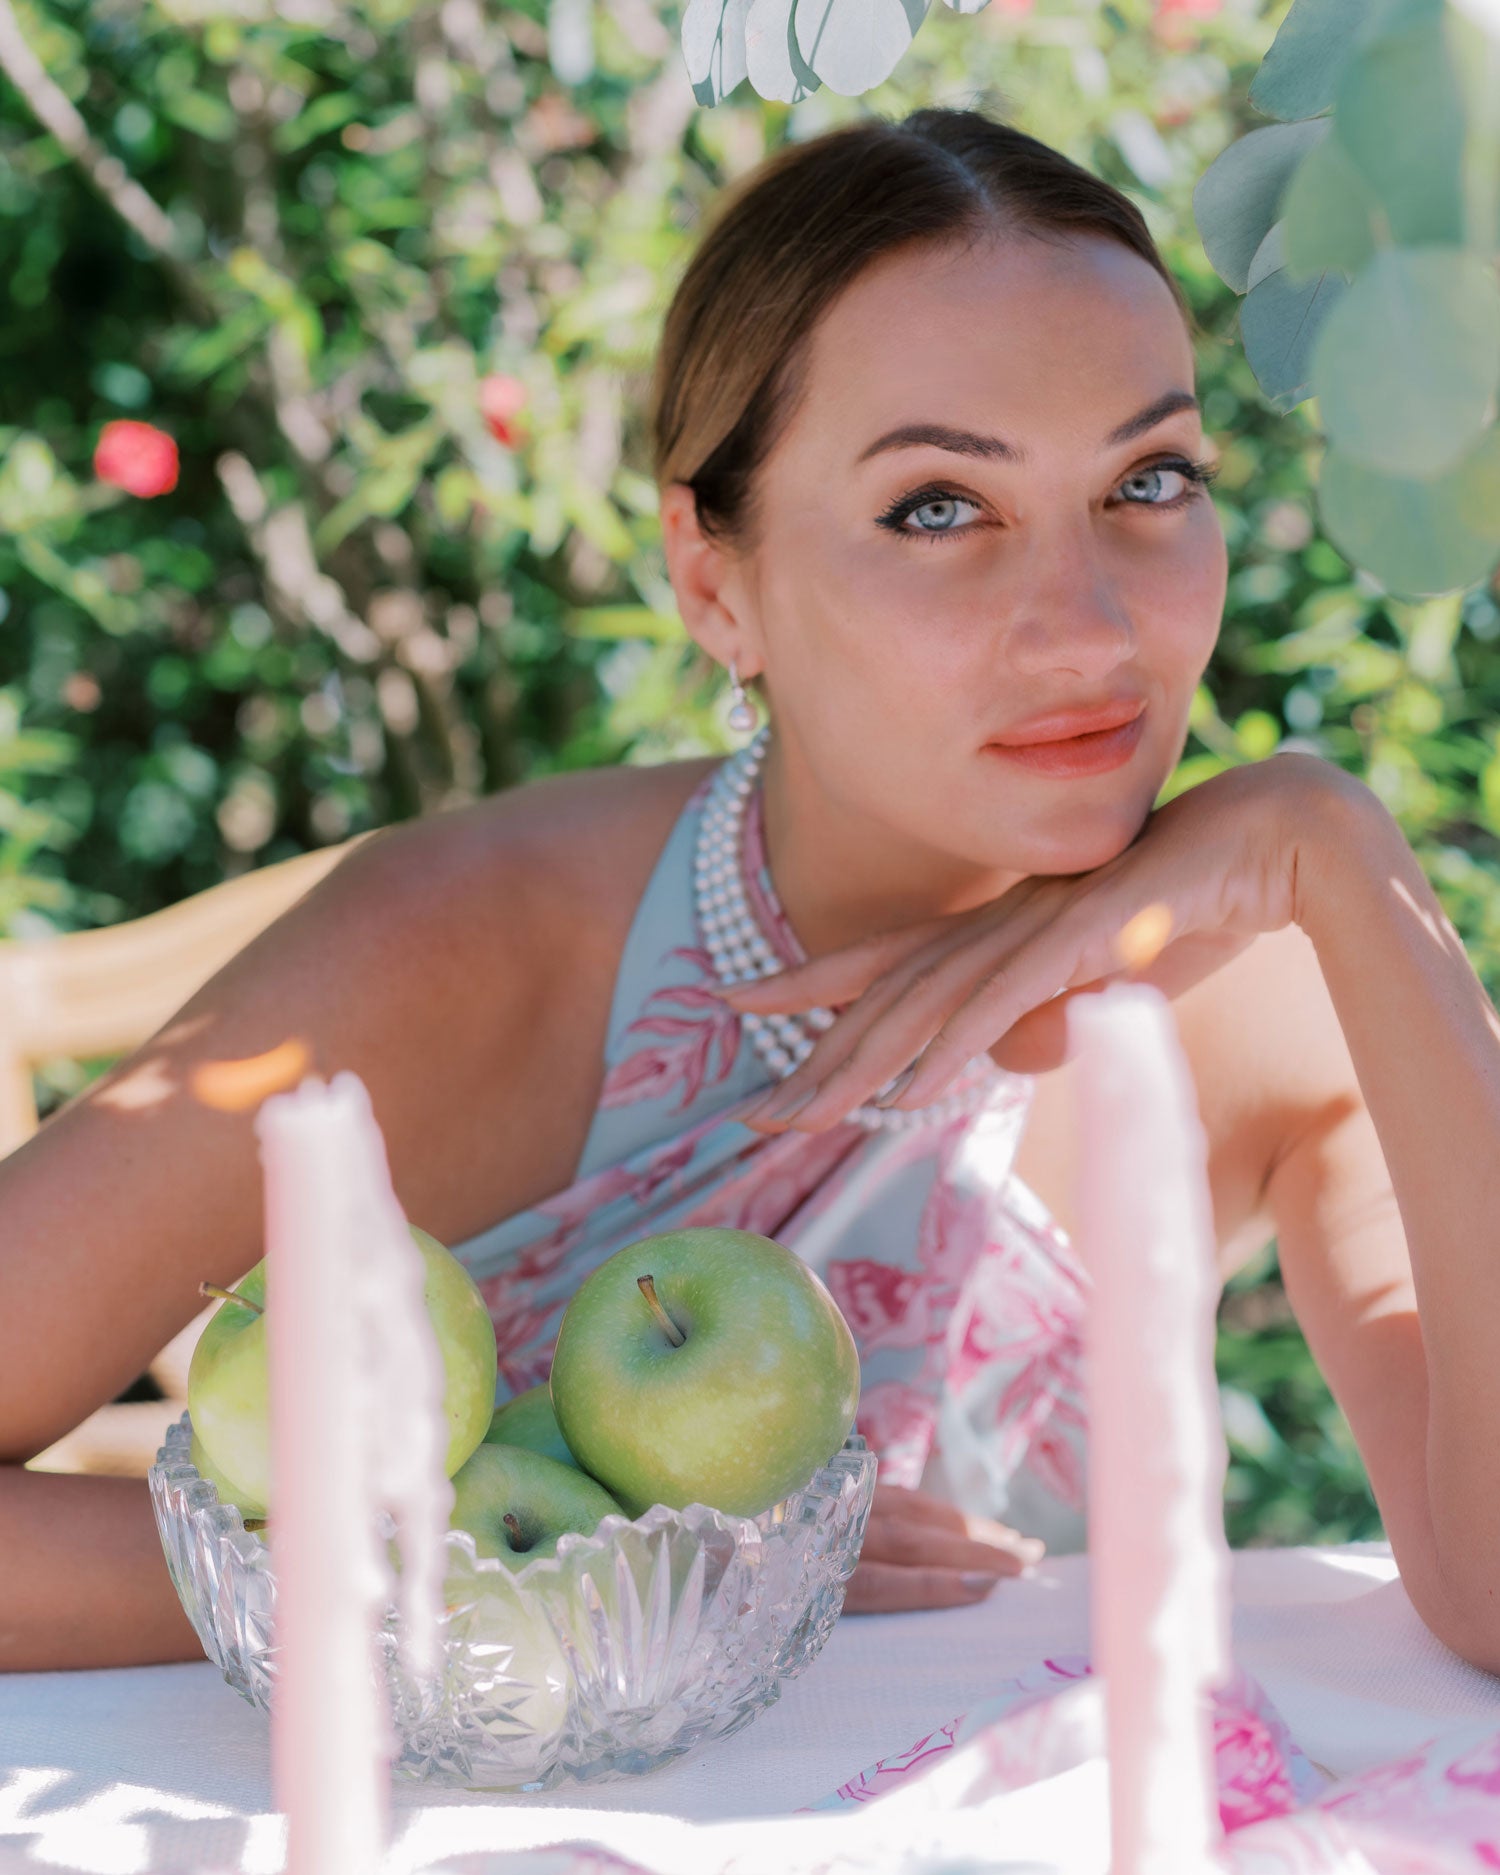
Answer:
[{"xmin": 149, "ymin": 1412, "xmax": 876, "ymax": 1792}]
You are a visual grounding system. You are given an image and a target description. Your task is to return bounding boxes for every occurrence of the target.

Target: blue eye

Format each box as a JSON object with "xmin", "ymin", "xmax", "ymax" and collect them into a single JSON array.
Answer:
[{"xmin": 874, "ymin": 456, "xmax": 1220, "ymax": 544}]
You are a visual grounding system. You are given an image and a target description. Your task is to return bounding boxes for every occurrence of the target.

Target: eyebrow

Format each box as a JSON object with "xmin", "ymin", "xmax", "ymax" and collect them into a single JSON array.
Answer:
[{"xmin": 854, "ymin": 390, "xmax": 1202, "ymax": 468}]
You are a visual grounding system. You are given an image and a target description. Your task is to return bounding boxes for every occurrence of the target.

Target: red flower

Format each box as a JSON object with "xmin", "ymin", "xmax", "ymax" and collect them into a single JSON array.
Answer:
[
  {"xmin": 93, "ymin": 421, "xmax": 179, "ymax": 498},
  {"xmin": 479, "ymin": 374, "xmax": 527, "ymax": 448}
]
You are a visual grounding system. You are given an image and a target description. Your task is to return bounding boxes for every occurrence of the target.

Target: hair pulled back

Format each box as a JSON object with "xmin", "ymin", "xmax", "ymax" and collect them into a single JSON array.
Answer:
[{"xmin": 649, "ymin": 107, "xmax": 1196, "ymax": 555}]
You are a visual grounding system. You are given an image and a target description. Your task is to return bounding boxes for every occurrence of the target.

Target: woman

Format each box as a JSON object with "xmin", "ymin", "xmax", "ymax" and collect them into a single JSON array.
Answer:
[{"xmin": 4, "ymin": 106, "xmax": 1499, "ymax": 1677}]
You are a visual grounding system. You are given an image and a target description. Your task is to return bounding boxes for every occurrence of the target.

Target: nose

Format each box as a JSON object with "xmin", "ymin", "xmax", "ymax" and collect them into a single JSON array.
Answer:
[{"xmin": 1002, "ymin": 558, "xmax": 1138, "ymax": 683}]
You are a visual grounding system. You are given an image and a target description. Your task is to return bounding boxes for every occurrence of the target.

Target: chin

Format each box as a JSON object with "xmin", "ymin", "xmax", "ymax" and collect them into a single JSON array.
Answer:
[
  {"xmin": 948, "ymin": 791, "xmax": 1154, "ymax": 879},
  {"xmin": 1031, "ymin": 819, "xmax": 1144, "ymax": 874}
]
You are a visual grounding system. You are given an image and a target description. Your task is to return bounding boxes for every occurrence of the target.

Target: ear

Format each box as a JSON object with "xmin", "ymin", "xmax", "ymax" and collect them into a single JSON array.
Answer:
[{"xmin": 659, "ymin": 482, "xmax": 764, "ymax": 678}]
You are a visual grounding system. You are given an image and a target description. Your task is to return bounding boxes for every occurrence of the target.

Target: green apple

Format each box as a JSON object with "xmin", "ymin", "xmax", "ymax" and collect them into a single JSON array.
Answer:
[
  {"xmin": 483, "ymin": 1383, "xmax": 581, "ymax": 1471},
  {"xmin": 187, "ymin": 1224, "xmax": 498, "ymax": 1516},
  {"xmin": 188, "ymin": 1428, "xmax": 262, "ymax": 1523},
  {"xmin": 447, "ymin": 1442, "xmax": 625, "ymax": 1567},
  {"xmin": 548, "ymin": 1226, "xmax": 860, "ymax": 1521}
]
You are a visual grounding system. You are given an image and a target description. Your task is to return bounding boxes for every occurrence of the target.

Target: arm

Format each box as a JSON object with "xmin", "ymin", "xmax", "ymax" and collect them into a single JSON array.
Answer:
[
  {"xmin": 0, "ymin": 799, "xmax": 567, "ymax": 1671},
  {"xmin": 1268, "ymin": 775, "xmax": 1500, "ymax": 1673}
]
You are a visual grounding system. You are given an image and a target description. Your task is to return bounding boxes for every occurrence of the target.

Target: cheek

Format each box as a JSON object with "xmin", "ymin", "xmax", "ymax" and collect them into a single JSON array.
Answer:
[
  {"xmin": 1131, "ymin": 513, "xmax": 1227, "ymax": 671},
  {"xmin": 758, "ymin": 529, "xmax": 950, "ymax": 704}
]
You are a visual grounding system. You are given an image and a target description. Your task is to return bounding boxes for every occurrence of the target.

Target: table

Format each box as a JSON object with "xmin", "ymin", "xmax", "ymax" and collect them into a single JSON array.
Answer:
[{"xmin": 3, "ymin": 1545, "xmax": 1499, "ymax": 1875}]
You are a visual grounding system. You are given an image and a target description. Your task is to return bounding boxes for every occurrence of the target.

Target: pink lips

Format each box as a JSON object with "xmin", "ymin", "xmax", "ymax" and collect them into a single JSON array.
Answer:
[
  {"xmin": 994, "ymin": 697, "xmax": 1147, "ymax": 746},
  {"xmin": 985, "ymin": 707, "xmax": 1147, "ymax": 778}
]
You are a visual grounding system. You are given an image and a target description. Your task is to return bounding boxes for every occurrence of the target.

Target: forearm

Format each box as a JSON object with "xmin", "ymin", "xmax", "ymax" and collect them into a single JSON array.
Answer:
[
  {"xmin": 0, "ymin": 1466, "xmax": 203, "ymax": 1671},
  {"xmin": 1296, "ymin": 779, "xmax": 1500, "ymax": 1657}
]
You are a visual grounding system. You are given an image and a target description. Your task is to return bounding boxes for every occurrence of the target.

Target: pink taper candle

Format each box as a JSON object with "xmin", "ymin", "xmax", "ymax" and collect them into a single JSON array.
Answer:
[
  {"xmin": 1069, "ymin": 973, "xmax": 1232, "ymax": 1875},
  {"xmin": 258, "ymin": 1071, "xmax": 453, "ymax": 1875},
  {"xmin": 260, "ymin": 1077, "xmax": 388, "ymax": 1874}
]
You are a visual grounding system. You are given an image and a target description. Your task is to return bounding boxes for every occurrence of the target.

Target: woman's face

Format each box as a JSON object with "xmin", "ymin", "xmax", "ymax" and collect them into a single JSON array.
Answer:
[{"xmin": 727, "ymin": 229, "xmax": 1227, "ymax": 879}]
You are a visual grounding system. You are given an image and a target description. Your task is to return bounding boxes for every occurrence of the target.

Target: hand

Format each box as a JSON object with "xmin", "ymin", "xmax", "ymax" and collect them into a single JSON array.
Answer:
[
  {"xmin": 729, "ymin": 752, "xmax": 1346, "ymax": 1130},
  {"xmin": 843, "ymin": 1482, "xmax": 1045, "ymax": 1614}
]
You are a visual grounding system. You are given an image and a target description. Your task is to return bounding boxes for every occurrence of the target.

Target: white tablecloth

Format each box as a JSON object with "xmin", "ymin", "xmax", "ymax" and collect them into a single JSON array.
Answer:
[{"xmin": 3, "ymin": 1544, "xmax": 1499, "ymax": 1875}]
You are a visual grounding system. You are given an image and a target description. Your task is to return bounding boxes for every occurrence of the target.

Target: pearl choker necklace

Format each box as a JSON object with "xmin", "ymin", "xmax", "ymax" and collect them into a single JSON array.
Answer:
[{"xmin": 693, "ymin": 727, "xmax": 1001, "ymax": 1133}]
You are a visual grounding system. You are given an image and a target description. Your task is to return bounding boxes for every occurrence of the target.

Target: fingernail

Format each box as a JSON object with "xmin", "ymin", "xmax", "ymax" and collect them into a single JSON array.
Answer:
[
  {"xmin": 960, "ymin": 1572, "xmax": 998, "ymax": 1595},
  {"xmin": 1019, "ymin": 1539, "xmax": 1046, "ymax": 1565},
  {"xmin": 752, "ymin": 1084, "xmax": 819, "ymax": 1126},
  {"xmin": 873, "ymin": 1065, "xmax": 916, "ymax": 1110}
]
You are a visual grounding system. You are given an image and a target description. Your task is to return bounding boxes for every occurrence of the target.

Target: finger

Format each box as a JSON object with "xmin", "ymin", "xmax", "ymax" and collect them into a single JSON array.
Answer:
[
  {"xmin": 871, "ymin": 1480, "xmax": 970, "ymax": 1529},
  {"xmin": 717, "ymin": 916, "xmax": 957, "ymax": 1015},
  {"xmin": 762, "ymin": 892, "xmax": 1061, "ymax": 1132},
  {"xmin": 740, "ymin": 923, "xmax": 985, "ymax": 1132},
  {"xmin": 841, "ymin": 1560, "xmax": 1010, "ymax": 1615},
  {"xmin": 870, "ymin": 1483, "xmax": 1044, "ymax": 1556},
  {"xmin": 859, "ymin": 1518, "xmax": 1040, "ymax": 1573},
  {"xmin": 894, "ymin": 905, "xmax": 1125, "ymax": 1110}
]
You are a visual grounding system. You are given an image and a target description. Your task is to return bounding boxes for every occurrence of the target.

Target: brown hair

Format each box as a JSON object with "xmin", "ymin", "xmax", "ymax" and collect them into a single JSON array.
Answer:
[{"xmin": 649, "ymin": 106, "xmax": 1198, "ymax": 555}]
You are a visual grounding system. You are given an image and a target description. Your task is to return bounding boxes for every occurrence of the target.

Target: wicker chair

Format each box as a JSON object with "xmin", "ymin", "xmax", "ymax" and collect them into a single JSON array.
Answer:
[{"xmin": 3, "ymin": 838, "xmax": 368, "ymax": 1476}]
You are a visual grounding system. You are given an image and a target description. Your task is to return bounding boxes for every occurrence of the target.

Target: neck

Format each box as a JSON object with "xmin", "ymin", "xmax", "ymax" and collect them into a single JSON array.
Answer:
[{"xmin": 757, "ymin": 732, "xmax": 1028, "ymax": 961}]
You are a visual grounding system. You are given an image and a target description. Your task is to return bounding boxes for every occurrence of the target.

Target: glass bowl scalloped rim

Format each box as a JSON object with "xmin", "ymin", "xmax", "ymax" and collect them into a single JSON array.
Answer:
[{"xmin": 152, "ymin": 1410, "xmax": 874, "ymax": 1600}]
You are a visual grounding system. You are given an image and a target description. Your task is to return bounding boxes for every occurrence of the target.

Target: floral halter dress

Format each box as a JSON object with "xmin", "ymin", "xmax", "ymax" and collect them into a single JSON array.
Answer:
[{"xmin": 450, "ymin": 764, "xmax": 1090, "ymax": 1553}]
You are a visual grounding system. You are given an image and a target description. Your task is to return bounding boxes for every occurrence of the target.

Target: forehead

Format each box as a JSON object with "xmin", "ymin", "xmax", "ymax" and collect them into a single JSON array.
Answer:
[{"xmin": 786, "ymin": 231, "xmax": 1194, "ymax": 463}]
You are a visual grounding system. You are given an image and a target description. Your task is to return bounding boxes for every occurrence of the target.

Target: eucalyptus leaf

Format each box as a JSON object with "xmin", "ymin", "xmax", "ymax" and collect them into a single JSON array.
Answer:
[
  {"xmin": 1317, "ymin": 426, "xmax": 1500, "ymax": 597},
  {"xmin": 1238, "ymin": 223, "xmax": 1348, "ymax": 413},
  {"xmin": 1249, "ymin": 0, "xmax": 1446, "ymax": 122},
  {"xmin": 744, "ymin": 0, "xmax": 822, "ymax": 103},
  {"xmin": 794, "ymin": 0, "xmax": 929, "ymax": 97},
  {"xmin": 1309, "ymin": 248, "xmax": 1500, "ymax": 480},
  {"xmin": 1448, "ymin": 6, "xmax": 1500, "ymax": 253},
  {"xmin": 681, "ymin": 0, "xmax": 751, "ymax": 105},
  {"xmin": 941, "ymin": 0, "xmax": 991, "ymax": 10},
  {"xmin": 1193, "ymin": 121, "xmax": 1329, "ymax": 295},
  {"xmin": 1334, "ymin": 13, "xmax": 1467, "ymax": 246},
  {"xmin": 1281, "ymin": 133, "xmax": 1379, "ymax": 281},
  {"xmin": 1249, "ymin": 0, "xmax": 1369, "ymax": 123}
]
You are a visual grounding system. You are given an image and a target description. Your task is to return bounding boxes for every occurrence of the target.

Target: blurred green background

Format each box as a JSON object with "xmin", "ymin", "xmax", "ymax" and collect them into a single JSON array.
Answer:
[{"xmin": 4, "ymin": 0, "xmax": 1498, "ymax": 1545}]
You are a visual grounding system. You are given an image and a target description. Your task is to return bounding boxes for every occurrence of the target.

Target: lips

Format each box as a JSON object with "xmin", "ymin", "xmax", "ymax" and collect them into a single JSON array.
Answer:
[
  {"xmin": 983, "ymin": 709, "xmax": 1147, "ymax": 778},
  {"xmin": 991, "ymin": 698, "xmax": 1147, "ymax": 747}
]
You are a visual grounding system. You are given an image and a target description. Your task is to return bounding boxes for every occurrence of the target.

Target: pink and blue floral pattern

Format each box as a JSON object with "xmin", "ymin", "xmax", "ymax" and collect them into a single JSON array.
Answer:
[
  {"xmin": 803, "ymin": 1654, "xmax": 1323, "ymax": 1825},
  {"xmin": 450, "ymin": 768, "xmax": 1087, "ymax": 1544}
]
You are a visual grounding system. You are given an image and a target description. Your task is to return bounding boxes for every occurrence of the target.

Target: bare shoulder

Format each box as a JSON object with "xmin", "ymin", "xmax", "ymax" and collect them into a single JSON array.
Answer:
[
  {"xmin": 250, "ymin": 754, "xmax": 726, "ymax": 1237},
  {"xmin": 250, "ymin": 751, "xmax": 722, "ymax": 1230},
  {"xmin": 335, "ymin": 754, "xmax": 719, "ymax": 971}
]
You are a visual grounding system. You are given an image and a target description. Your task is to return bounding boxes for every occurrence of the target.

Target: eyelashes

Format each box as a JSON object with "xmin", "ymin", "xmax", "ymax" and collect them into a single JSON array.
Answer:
[{"xmin": 873, "ymin": 456, "xmax": 1222, "ymax": 544}]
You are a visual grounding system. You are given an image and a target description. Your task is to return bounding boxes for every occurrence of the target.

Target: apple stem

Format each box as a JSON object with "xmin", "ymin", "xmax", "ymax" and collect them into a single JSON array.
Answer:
[
  {"xmin": 502, "ymin": 1511, "xmax": 530, "ymax": 1552},
  {"xmin": 636, "ymin": 1274, "xmax": 685, "ymax": 1347},
  {"xmin": 199, "ymin": 1280, "xmax": 263, "ymax": 1317}
]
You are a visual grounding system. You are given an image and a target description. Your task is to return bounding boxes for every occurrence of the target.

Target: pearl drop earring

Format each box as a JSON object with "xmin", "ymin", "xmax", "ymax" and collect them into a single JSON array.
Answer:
[{"xmin": 726, "ymin": 657, "xmax": 759, "ymax": 735}]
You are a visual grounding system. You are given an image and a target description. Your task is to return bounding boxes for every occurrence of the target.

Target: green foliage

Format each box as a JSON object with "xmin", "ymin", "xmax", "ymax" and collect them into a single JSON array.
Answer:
[
  {"xmin": 1, "ymin": 0, "xmax": 1497, "ymax": 1544},
  {"xmin": 1218, "ymin": 1246, "xmax": 1382, "ymax": 1547},
  {"xmin": 1196, "ymin": 0, "xmax": 1500, "ymax": 593}
]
